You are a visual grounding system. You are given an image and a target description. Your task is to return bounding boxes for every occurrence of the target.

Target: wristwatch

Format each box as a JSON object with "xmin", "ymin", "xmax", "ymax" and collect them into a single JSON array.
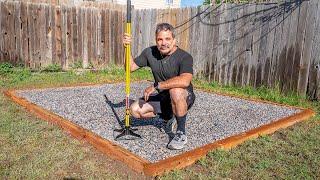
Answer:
[{"xmin": 154, "ymin": 82, "xmax": 160, "ymax": 91}]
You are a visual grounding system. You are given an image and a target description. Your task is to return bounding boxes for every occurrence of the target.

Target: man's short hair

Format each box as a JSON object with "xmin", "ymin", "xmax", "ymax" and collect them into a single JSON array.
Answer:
[{"xmin": 155, "ymin": 23, "xmax": 175, "ymax": 38}]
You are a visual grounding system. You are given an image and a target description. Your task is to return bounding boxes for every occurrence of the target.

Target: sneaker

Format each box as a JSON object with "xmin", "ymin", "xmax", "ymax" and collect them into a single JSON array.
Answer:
[
  {"xmin": 167, "ymin": 131, "xmax": 188, "ymax": 150},
  {"xmin": 162, "ymin": 117, "xmax": 177, "ymax": 138}
]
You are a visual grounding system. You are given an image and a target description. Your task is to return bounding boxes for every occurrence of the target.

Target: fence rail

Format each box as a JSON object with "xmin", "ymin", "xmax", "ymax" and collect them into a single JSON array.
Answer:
[{"xmin": 0, "ymin": 1, "xmax": 319, "ymax": 99}]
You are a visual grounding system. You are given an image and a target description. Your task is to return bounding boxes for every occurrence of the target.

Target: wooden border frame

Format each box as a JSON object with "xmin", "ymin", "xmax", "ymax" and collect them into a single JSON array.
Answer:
[{"xmin": 4, "ymin": 87, "xmax": 315, "ymax": 176}]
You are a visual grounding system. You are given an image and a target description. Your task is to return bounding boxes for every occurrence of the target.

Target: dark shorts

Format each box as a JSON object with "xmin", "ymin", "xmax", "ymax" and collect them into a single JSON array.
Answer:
[{"xmin": 138, "ymin": 89, "xmax": 196, "ymax": 120}]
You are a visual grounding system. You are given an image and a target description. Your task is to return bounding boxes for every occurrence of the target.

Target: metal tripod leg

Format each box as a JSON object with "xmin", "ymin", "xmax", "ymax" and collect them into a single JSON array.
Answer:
[{"xmin": 114, "ymin": 126, "xmax": 142, "ymax": 140}]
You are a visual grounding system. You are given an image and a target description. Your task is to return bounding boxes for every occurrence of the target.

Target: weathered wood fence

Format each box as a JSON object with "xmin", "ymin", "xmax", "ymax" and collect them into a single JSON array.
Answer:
[
  {"xmin": 0, "ymin": 0, "xmax": 319, "ymax": 99},
  {"xmin": 0, "ymin": 1, "xmax": 126, "ymax": 69}
]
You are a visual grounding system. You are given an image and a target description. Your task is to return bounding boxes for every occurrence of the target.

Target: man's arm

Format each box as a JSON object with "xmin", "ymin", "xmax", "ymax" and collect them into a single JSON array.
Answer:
[
  {"xmin": 144, "ymin": 73, "xmax": 192, "ymax": 101},
  {"xmin": 123, "ymin": 33, "xmax": 140, "ymax": 72},
  {"xmin": 158, "ymin": 54, "xmax": 194, "ymax": 90},
  {"xmin": 157, "ymin": 73, "xmax": 193, "ymax": 90},
  {"xmin": 124, "ymin": 53, "xmax": 140, "ymax": 72}
]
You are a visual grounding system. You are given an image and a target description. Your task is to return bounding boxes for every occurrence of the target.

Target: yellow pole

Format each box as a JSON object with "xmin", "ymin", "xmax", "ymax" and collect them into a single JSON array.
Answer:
[{"xmin": 125, "ymin": 22, "xmax": 131, "ymax": 127}]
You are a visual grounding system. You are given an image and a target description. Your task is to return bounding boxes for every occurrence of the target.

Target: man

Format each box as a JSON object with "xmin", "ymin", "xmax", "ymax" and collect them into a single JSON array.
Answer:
[{"xmin": 123, "ymin": 23, "xmax": 195, "ymax": 150}]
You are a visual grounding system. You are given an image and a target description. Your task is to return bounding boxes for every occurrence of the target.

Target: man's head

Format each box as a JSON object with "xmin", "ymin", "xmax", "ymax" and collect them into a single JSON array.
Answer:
[{"xmin": 155, "ymin": 23, "xmax": 177, "ymax": 55}]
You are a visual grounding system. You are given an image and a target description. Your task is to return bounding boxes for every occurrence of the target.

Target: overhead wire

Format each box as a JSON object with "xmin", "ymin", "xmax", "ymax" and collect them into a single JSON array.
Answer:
[{"xmin": 187, "ymin": 0, "xmax": 304, "ymax": 74}]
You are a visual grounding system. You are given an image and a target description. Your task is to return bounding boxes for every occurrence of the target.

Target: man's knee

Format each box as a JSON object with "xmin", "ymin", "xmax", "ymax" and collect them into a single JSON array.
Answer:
[
  {"xmin": 169, "ymin": 88, "xmax": 187, "ymax": 104},
  {"xmin": 130, "ymin": 101, "xmax": 141, "ymax": 118}
]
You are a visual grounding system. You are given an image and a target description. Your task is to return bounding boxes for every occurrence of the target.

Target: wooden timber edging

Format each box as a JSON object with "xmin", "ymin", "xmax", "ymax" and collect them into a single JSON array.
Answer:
[
  {"xmin": 4, "ymin": 88, "xmax": 315, "ymax": 177},
  {"xmin": 3, "ymin": 90, "xmax": 149, "ymax": 173}
]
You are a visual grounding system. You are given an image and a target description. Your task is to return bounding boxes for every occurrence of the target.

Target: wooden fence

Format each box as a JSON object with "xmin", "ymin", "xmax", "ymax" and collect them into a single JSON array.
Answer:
[
  {"xmin": 0, "ymin": 0, "xmax": 319, "ymax": 99},
  {"xmin": 0, "ymin": 1, "xmax": 126, "ymax": 69}
]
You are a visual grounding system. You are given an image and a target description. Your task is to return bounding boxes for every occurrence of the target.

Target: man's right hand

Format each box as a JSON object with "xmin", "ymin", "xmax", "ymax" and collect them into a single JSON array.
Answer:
[{"xmin": 123, "ymin": 33, "xmax": 132, "ymax": 46}]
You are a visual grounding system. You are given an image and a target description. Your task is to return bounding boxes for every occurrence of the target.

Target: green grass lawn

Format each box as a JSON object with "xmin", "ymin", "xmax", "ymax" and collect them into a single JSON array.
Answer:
[{"xmin": 1, "ymin": 64, "xmax": 319, "ymax": 179}]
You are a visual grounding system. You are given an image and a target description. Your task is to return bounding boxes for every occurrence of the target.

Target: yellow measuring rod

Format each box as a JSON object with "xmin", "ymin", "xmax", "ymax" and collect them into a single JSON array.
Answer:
[
  {"xmin": 125, "ymin": 21, "xmax": 131, "ymax": 128},
  {"xmin": 114, "ymin": 0, "xmax": 141, "ymax": 140}
]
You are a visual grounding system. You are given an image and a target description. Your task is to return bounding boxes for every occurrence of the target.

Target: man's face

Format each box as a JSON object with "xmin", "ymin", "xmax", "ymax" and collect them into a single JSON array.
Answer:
[{"xmin": 156, "ymin": 30, "xmax": 176, "ymax": 55}]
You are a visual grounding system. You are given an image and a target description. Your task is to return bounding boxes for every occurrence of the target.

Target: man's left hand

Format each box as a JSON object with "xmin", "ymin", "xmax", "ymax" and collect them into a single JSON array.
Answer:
[{"xmin": 144, "ymin": 85, "xmax": 156, "ymax": 101}]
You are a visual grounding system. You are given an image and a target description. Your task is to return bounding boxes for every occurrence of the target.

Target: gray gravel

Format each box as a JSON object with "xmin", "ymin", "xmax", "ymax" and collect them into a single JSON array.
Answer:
[{"xmin": 17, "ymin": 81, "xmax": 301, "ymax": 163}]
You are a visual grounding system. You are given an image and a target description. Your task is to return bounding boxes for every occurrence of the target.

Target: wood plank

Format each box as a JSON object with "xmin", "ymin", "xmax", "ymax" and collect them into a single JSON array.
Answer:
[
  {"xmin": 34, "ymin": 4, "xmax": 42, "ymax": 69},
  {"xmin": 144, "ymin": 9, "xmax": 152, "ymax": 49},
  {"xmin": 116, "ymin": 10, "xmax": 123, "ymax": 65},
  {"xmin": 221, "ymin": 4, "xmax": 231, "ymax": 85},
  {"xmin": 96, "ymin": 8, "xmax": 101, "ymax": 66},
  {"xmin": 14, "ymin": 2, "xmax": 22, "ymax": 65},
  {"xmin": 227, "ymin": 3, "xmax": 237, "ymax": 85},
  {"xmin": 236, "ymin": 3, "xmax": 248, "ymax": 86},
  {"xmin": 191, "ymin": 6, "xmax": 201, "ymax": 79},
  {"xmin": 7, "ymin": 2, "xmax": 15, "ymax": 64},
  {"xmin": 270, "ymin": 3, "xmax": 284, "ymax": 88},
  {"xmin": 72, "ymin": 6, "xmax": 78, "ymax": 64},
  {"xmin": 140, "ymin": 9, "xmax": 146, "ymax": 51},
  {"xmin": 60, "ymin": 5, "xmax": 67, "ymax": 69},
  {"xmin": 82, "ymin": 7, "xmax": 88, "ymax": 68},
  {"xmin": 54, "ymin": 5, "xmax": 62, "ymax": 66},
  {"xmin": 183, "ymin": 7, "xmax": 191, "ymax": 52},
  {"xmin": 243, "ymin": 3, "xmax": 255, "ymax": 86},
  {"xmin": 136, "ymin": 9, "xmax": 142, "ymax": 55},
  {"xmin": 20, "ymin": 2, "xmax": 28, "ymax": 66},
  {"xmin": 215, "ymin": 5, "xmax": 224, "ymax": 83},
  {"xmin": 119, "ymin": 10, "xmax": 125, "ymax": 66},
  {"xmin": 104, "ymin": 9, "xmax": 110, "ymax": 65},
  {"xmin": 298, "ymin": 0, "xmax": 317, "ymax": 96},
  {"xmin": 0, "ymin": 2, "xmax": 4, "ymax": 62},
  {"xmin": 241, "ymin": 4, "xmax": 255, "ymax": 86},
  {"xmin": 113, "ymin": 10, "xmax": 119, "ymax": 65},
  {"xmin": 110, "ymin": 10, "xmax": 115, "ymax": 64},
  {"xmin": 277, "ymin": 2, "xmax": 291, "ymax": 93},
  {"xmin": 76, "ymin": 7, "xmax": 83, "ymax": 66},
  {"xmin": 308, "ymin": 1, "xmax": 320, "ymax": 99},
  {"xmin": 293, "ymin": 0, "xmax": 309, "ymax": 93},
  {"xmin": 45, "ymin": 4, "xmax": 53, "ymax": 65},
  {"xmin": 131, "ymin": 8, "xmax": 137, "ymax": 57},
  {"xmin": 211, "ymin": 5, "xmax": 220, "ymax": 82},
  {"xmin": 100, "ymin": 9, "xmax": 105, "ymax": 66},
  {"xmin": 251, "ymin": 3, "xmax": 263, "ymax": 88},
  {"xmin": 150, "ymin": 8, "xmax": 157, "ymax": 47},
  {"xmin": 39, "ymin": 4, "xmax": 47, "ymax": 67},
  {"xmin": 264, "ymin": 3, "xmax": 277, "ymax": 87},
  {"xmin": 204, "ymin": 5, "xmax": 215, "ymax": 82},
  {"xmin": 212, "ymin": 4, "xmax": 220, "ymax": 81},
  {"xmin": 118, "ymin": 10, "xmax": 123, "ymax": 65},
  {"xmin": 281, "ymin": 1, "xmax": 296, "ymax": 92},
  {"xmin": 97, "ymin": 9, "xmax": 102, "ymax": 67},
  {"xmin": 66, "ymin": 6, "xmax": 73, "ymax": 68},
  {"xmin": 91, "ymin": 8, "xmax": 97, "ymax": 67},
  {"xmin": 87, "ymin": 7, "xmax": 92, "ymax": 67},
  {"xmin": 286, "ymin": 1, "xmax": 301, "ymax": 92},
  {"xmin": 199, "ymin": 6, "xmax": 206, "ymax": 78},
  {"xmin": 248, "ymin": 3, "xmax": 258, "ymax": 87},
  {"xmin": 50, "ymin": 4, "xmax": 56, "ymax": 66},
  {"xmin": 256, "ymin": 3, "xmax": 270, "ymax": 87},
  {"xmin": 28, "ymin": 4, "xmax": 35, "ymax": 69}
]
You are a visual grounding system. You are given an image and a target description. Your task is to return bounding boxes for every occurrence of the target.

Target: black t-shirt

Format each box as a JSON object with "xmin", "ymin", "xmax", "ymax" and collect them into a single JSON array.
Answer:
[{"xmin": 135, "ymin": 46, "xmax": 193, "ymax": 92}]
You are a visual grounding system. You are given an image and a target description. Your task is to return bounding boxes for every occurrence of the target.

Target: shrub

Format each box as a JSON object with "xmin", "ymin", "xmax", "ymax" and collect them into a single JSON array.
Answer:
[
  {"xmin": 9, "ymin": 68, "xmax": 32, "ymax": 83},
  {"xmin": 41, "ymin": 64, "xmax": 62, "ymax": 72},
  {"xmin": 0, "ymin": 62, "xmax": 14, "ymax": 75},
  {"xmin": 70, "ymin": 61, "xmax": 83, "ymax": 69}
]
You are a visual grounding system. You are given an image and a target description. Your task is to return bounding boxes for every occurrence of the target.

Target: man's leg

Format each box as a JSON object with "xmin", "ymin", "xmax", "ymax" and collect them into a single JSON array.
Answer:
[
  {"xmin": 130, "ymin": 100, "xmax": 157, "ymax": 119},
  {"xmin": 169, "ymin": 88, "xmax": 188, "ymax": 134},
  {"xmin": 167, "ymin": 88, "xmax": 192, "ymax": 150}
]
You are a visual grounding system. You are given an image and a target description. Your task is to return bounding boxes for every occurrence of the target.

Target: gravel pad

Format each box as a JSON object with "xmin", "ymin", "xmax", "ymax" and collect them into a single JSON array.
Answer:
[{"xmin": 17, "ymin": 82, "xmax": 301, "ymax": 162}]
